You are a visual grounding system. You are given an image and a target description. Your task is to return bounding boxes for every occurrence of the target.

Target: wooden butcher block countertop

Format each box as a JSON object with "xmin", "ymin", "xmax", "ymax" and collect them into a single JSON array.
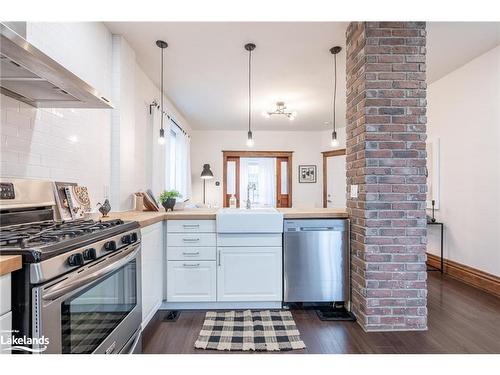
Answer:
[
  {"xmin": 106, "ymin": 207, "xmax": 348, "ymax": 228},
  {"xmin": 277, "ymin": 207, "xmax": 349, "ymax": 219},
  {"xmin": 0, "ymin": 255, "xmax": 22, "ymax": 276},
  {"xmin": 104, "ymin": 208, "xmax": 218, "ymax": 227}
]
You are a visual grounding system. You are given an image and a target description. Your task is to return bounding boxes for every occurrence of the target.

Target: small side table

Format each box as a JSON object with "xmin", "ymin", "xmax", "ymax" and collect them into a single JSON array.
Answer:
[{"xmin": 427, "ymin": 221, "xmax": 444, "ymax": 274}]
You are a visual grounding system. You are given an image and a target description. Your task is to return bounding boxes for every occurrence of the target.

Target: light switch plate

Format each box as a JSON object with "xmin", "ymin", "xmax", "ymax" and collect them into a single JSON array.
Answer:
[{"xmin": 350, "ymin": 185, "xmax": 358, "ymax": 198}]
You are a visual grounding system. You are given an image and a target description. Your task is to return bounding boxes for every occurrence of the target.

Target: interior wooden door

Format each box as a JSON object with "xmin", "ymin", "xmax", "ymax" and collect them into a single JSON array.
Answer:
[
  {"xmin": 223, "ymin": 156, "xmax": 240, "ymax": 207},
  {"xmin": 276, "ymin": 157, "xmax": 291, "ymax": 208}
]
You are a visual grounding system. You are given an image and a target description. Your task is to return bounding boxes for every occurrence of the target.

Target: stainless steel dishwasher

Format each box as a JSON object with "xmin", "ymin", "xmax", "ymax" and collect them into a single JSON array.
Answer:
[{"xmin": 283, "ymin": 219, "xmax": 349, "ymax": 303}]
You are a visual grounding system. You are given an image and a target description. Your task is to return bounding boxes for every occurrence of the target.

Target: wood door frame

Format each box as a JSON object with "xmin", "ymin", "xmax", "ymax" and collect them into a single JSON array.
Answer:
[
  {"xmin": 222, "ymin": 150, "xmax": 293, "ymax": 208},
  {"xmin": 322, "ymin": 149, "xmax": 346, "ymax": 208}
]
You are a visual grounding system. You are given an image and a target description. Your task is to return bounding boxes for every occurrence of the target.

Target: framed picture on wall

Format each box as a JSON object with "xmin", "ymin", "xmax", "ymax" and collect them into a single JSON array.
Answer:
[{"xmin": 298, "ymin": 165, "xmax": 317, "ymax": 183}]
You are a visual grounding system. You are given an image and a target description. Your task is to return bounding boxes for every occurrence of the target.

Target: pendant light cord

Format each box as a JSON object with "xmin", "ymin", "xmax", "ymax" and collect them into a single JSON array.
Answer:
[
  {"xmin": 332, "ymin": 51, "xmax": 337, "ymax": 134},
  {"xmin": 248, "ymin": 48, "xmax": 252, "ymax": 133},
  {"xmin": 160, "ymin": 46, "xmax": 164, "ymax": 131}
]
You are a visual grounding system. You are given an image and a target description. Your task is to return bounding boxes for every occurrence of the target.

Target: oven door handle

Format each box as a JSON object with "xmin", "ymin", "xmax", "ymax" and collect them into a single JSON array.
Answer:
[{"xmin": 42, "ymin": 244, "xmax": 140, "ymax": 301}]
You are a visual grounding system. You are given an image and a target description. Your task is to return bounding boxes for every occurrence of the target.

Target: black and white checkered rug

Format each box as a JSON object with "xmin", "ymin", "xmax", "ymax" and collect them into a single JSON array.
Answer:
[{"xmin": 194, "ymin": 310, "xmax": 306, "ymax": 351}]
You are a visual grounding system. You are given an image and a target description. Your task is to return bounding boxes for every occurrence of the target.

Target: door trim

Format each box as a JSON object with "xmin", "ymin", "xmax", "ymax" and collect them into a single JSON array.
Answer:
[{"xmin": 322, "ymin": 149, "xmax": 346, "ymax": 208}]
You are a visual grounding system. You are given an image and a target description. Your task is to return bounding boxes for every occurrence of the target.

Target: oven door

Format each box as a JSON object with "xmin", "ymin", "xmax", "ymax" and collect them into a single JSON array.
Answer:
[{"xmin": 32, "ymin": 243, "xmax": 142, "ymax": 354}]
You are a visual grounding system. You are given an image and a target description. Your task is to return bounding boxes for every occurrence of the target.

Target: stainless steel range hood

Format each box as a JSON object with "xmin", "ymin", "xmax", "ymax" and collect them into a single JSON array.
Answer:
[{"xmin": 0, "ymin": 23, "xmax": 113, "ymax": 108}]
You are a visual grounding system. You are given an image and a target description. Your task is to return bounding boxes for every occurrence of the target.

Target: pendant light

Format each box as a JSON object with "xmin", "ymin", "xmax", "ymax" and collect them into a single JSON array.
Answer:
[
  {"xmin": 156, "ymin": 40, "xmax": 168, "ymax": 145},
  {"xmin": 244, "ymin": 43, "xmax": 256, "ymax": 147},
  {"xmin": 329, "ymin": 46, "xmax": 341, "ymax": 148}
]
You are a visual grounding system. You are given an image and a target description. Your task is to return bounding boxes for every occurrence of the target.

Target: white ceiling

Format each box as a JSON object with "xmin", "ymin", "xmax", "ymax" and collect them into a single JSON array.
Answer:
[{"xmin": 105, "ymin": 22, "xmax": 500, "ymax": 131}]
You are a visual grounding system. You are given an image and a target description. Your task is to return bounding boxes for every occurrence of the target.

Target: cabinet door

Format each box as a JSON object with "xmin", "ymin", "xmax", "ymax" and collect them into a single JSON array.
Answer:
[
  {"xmin": 0, "ymin": 311, "xmax": 12, "ymax": 354},
  {"xmin": 167, "ymin": 261, "xmax": 216, "ymax": 302},
  {"xmin": 140, "ymin": 222, "xmax": 164, "ymax": 327},
  {"xmin": 217, "ymin": 247, "xmax": 282, "ymax": 302}
]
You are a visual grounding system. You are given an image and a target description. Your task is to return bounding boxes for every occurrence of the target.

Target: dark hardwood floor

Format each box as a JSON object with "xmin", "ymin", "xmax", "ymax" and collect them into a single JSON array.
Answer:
[{"xmin": 142, "ymin": 272, "xmax": 500, "ymax": 354}]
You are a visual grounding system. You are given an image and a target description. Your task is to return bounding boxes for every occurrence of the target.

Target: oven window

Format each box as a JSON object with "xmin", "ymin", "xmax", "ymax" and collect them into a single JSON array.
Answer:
[{"xmin": 61, "ymin": 259, "xmax": 137, "ymax": 354}]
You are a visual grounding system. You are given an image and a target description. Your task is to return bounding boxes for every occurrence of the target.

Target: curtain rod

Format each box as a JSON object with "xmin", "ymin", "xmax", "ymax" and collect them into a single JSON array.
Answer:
[
  {"xmin": 149, "ymin": 100, "xmax": 190, "ymax": 138},
  {"xmin": 167, "ymin": 114, "xmax": 190, "ymax": 139}
]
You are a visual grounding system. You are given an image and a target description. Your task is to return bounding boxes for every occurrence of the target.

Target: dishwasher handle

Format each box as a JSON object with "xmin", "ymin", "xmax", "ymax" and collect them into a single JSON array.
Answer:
[{"xmin": 299, "ymin": 227, "xmax": 334, "ymax": 231}]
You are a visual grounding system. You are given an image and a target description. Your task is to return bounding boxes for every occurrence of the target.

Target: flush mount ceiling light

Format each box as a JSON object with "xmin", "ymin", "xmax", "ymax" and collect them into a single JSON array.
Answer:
[
  {"xmin": 262, "ymin": 102, "xmax": 297, "ymax": 121},
  {"xmin": 156, "ymin": 39, "xmax": 168, "ymax": 145},
  {"xmin": 329, "ymin": 46, "xmax": 341, "ymax": 148},
  {"xmin": 245, "ymin": 43, "xmax": 256, "ymax": 147}
]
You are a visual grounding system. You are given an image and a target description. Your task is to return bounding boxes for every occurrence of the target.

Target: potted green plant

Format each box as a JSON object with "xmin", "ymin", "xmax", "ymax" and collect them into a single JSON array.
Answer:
[{"xmin": 159, "ymin": 190, "xmax": 182, "ymax": 211}]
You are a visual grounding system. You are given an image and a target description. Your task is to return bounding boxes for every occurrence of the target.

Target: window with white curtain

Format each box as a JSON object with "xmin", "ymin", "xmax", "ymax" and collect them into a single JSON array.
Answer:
[
  {"xmin": 165, "ymin": 122, "xmax": 192, "ymax": 200},
  {"xmin": 240, "ymin": 158, "xmax": 276, "ymax": 207}
]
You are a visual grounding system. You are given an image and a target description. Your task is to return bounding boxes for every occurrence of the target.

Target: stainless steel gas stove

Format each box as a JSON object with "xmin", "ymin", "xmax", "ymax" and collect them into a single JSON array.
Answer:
[{"xmin": 0, "ymin": 178, "xmax": 142, "ymax": 354}]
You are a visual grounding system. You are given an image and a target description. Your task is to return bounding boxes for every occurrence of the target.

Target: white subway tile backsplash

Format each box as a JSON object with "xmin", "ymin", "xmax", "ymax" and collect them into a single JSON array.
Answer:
[{"xmin": 1, "ymin": 93, "xmax": 111, "ymax": 209}]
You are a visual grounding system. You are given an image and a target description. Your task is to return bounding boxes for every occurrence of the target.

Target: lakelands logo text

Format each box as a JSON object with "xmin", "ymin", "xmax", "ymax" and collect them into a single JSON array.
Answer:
[{"xmin": 1, "ymin": 330, "xmax": 49, "ymax": 353}]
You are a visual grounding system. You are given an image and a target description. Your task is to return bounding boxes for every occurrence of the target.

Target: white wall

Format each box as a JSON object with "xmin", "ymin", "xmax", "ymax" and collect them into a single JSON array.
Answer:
[
  {"xmin": 427, "ymin": 44, "xmax": 500, "ymax": 276},
  {"xmin": 190, "ymin": 128, "xmax": 346, "ymax": 208}
]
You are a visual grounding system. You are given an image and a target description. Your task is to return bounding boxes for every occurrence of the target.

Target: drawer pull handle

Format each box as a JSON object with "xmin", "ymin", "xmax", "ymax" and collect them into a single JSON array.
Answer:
[
  {"xmin": 182, "ymin": 251, "xmax": 200, "ymax": 256},
  {"xmin": 183, "ymin": 224, "xmax": 200, "ymax": 228},
  {"xmin": 182, "ymin": 238, "xmax": 200, "ymax": 242},
  {"xmin": 183, "ymin": 263, "xmax": 200, "ymax": 268}
]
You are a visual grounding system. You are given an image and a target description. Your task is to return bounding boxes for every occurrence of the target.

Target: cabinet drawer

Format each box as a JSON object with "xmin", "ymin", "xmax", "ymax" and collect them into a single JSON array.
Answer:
[
  {"xmin": 167, "ymin": 246, "xmax": 216, "ymax": 261},
  {"xmin": 166, "ymin": 261, "xmax": 216, "ymax": 302},
  {"xmin": 0, "ymin": 274, "xmax": 11, "ymax": 316},
  {"xmin": 167, "ymin": 233, "xmax": 216, "ymax": 247},
  {"xmin": 167, "ymin": 220, "xmax": 215, "ymax": 233}
]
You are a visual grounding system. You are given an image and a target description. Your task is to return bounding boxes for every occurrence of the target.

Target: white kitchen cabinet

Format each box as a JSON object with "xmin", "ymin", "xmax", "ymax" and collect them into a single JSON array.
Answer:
[
  {"xmin": 0, "ymin": 311, "xmax": 12, "ymax": 354},
  {"xmin": 167, "ymin": 220, "xmax": 216, "ymax": 233},
  {"xmin": 166, "ymin": 233, "xmax": 216, "ymax": 247},
  {"xmin": 140, "ymin": 222, "xmax": 164, "ymax": 328},
  {"xmin": 0, "ymin": 274, "xmax": 11, "ymax": 316},
  {"xmin": 166, "ymin": 220, "xmax": 217, "ymax": 303},
  {"xmin": 167, "ymin": 246, "xmax": 216, "ymax": 261},
  {"xmin": 217, "ymin": 247, "xmax": 282, "ymax": 302},
  {"xmin": 167, "ymin": 261, "xmax": 216, "ymax": 302}
]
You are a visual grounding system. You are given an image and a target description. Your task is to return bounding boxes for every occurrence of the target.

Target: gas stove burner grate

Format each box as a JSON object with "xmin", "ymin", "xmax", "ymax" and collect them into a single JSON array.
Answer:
[{"xmin": 1, "ymin": 219, "xmax": 127, "ymax": 250}]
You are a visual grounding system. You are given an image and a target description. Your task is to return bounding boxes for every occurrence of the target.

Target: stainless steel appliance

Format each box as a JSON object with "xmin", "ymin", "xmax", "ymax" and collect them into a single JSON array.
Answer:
[
  {"xmin": 0, "ymin": 178, "xmax": 142, "ymax": 354},
  {"xmin": 0, "ymin": 23, "xmax": 112, "ymax": 109},
  {"xmin": 283, "ymin": 219, "xmax": 349, "ymax": 303}
]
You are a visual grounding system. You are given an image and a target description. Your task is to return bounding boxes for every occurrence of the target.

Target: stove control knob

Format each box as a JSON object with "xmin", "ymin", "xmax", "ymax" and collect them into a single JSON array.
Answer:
[
  {"xmin": 67, "ymin": 253, "xmax": 84, "ymax": 267},
  {"xmin": 131, "ymin": 232, "xmax": 138, "ymax": 243},
  {"xmin": 104, "ymin": 241, "xmax": 117, "ymax": 252},
  {"xmin": 83, "ymin": 248, "xmax": 97, "ymax": 261},
  {"xmin": 121, "ymin": 234, "xmax": 132, "ymax": 244}
]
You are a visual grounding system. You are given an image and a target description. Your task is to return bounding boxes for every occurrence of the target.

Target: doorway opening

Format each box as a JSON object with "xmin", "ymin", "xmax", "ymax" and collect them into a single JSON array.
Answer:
[
  {"xmin": 222, "ymin": 151, "xmax": 293, "ymax": 208},
  {"xmin": 322, "ymin": 149, "xmax": 346, "ymax": 208}
]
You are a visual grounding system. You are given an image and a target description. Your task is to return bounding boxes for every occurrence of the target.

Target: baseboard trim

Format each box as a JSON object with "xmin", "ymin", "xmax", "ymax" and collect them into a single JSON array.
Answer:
[{"xmin": 427, "ymin": 253, "xmax": 500, "ymax": 298}]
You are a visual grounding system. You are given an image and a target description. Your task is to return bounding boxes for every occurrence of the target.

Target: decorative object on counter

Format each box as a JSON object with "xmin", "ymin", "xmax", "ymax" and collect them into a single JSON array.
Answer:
[
  {"xmin": 141, "ymin": 192, "xmax": 158, "ymax": 211},
  {"xmin": 194, "ymin": 310, "xmax": 306, "ymax": 351},
  {"xmin": 229, "ymin": 194, "xmax": 237, "ymax": 208},
  {"xmin": 73, "ymin": 186, "xmax": 91, "ymax": 212},
  {"xmin": 244, "ymin": 42, "xmax": 256, "ymax": 147},
  {"xmin": 53, "ymin": 182, "xmax": 77, "ymax": 221},
  {"xmin": 156, "ymin": 39, "xmax": 168, "ymax": 145},
  {"xmin": 159, "ymin": 190, "xmax": 182, "ymax": 211},
  {"xmin": 298, "ymin": 165, "xmax": 317, "ymax": 183},
  {"xmin": 54, "ymin": 183, "xmax": 90, "ymax": 220},
  {"xmin": 174, "ymin": 198, "xmax": 189, "ymax": 211},
  {"xmin": 262, "ymin": 101, "xmax": 297, "ymax": 120},
  {"xmin": 200, "ymin": 163, "xmax": 214, "ymax": 204},
  {"xmin": 329, "ymin": 46, "xmax": 342, "ymax": 148},
  {"xmin": 134, "ymin": 193, "xmax": 144, "ymax": 211},
  {"xmin": 96, "ymin": 199, "xmax": 111, "ymax": 218}
]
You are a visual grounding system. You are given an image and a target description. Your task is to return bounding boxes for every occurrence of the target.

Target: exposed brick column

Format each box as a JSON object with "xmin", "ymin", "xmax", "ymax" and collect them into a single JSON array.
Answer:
[{"xmin": 345, "ymin": 22, "xmax": 428, "ymax": 331}]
